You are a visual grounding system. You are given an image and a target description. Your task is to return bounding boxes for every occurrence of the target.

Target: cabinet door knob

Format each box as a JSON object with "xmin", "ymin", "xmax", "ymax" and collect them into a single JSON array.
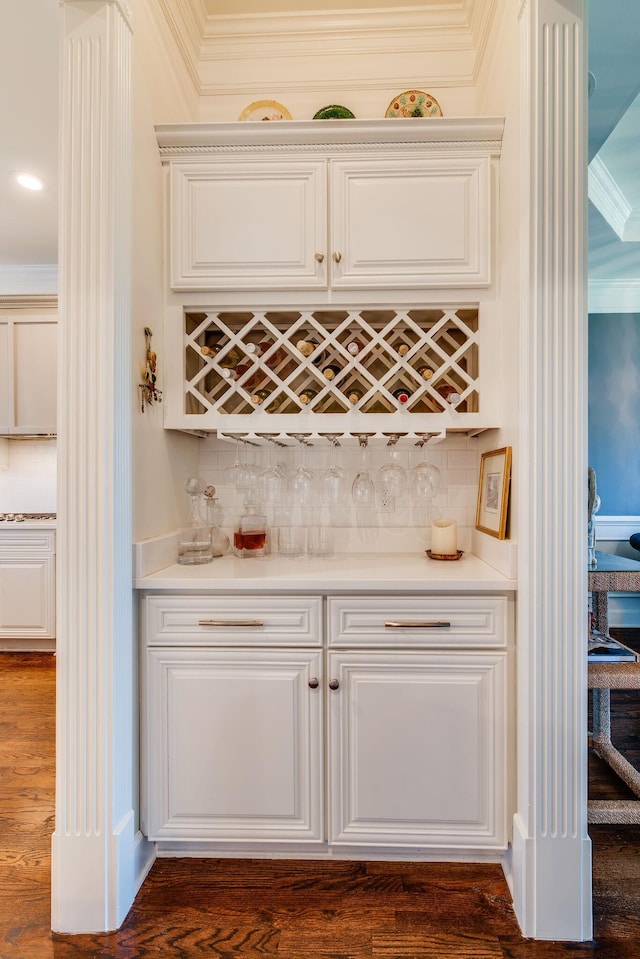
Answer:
[
  {"xmin": 329, "ymin": 678, "xmax": 340, "ymax": 690},
  {"xmin": 315, "ymin": 252, "xmax": 325, "ymax": 263},
  {"xmin": 308, "ymin": 677, "xmax": 319, "ymax": 689},
  {"xmin": 332, "ymin": 251, "xmax": 342, "ymax": 264}
]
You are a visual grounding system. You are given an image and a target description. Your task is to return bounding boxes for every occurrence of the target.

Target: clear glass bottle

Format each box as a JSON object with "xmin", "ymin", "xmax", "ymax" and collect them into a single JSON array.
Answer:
[
  {"xmin": 203, "ymin": 486, "xmax": 230, "ymax": 558},
  {"xmin": 177, "ymin": 477, "xmax": 213, "ymax": 565},
  {"xmin": 239, "ymin": 502, "xmax": 267, "ymax": 557}
]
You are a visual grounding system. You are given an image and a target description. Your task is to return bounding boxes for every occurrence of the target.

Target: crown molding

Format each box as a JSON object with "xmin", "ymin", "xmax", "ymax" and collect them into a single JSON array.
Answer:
[
  {"xmin": 0, "ymin": 294, "xmax": 57, "ymax": 310},
  {"xmin": 0, "ymin": 265, "xmax": 58, "ymax": 297},
  {"xmin": 588, "ymin": 154, "xmax": 633, "ymax": 241},
  {"xmin": 156, "ymin": 1, "xmax": 497, "ymax": 95},
  {"xmin": 155, "ymin": 116, "xmax": 505, "ymax": 157},
  {"xmin": 588, "ymin": 278, "xmax": 640, "ymax": 314}
]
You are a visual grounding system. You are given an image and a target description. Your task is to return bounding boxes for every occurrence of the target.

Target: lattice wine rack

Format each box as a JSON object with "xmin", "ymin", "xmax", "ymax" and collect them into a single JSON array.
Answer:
[{"xmin": 183, "ymin": 308, "xmax": 480, "ymax": 435}]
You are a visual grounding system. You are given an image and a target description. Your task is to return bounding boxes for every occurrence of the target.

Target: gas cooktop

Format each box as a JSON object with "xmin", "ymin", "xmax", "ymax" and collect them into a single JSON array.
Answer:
[{"xmin": 0, "ymin": 512, "xmax": 57, "ymax": 522}]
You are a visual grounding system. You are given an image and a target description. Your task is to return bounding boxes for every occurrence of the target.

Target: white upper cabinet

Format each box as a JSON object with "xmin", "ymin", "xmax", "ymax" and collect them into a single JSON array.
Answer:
[
  {"xmin": 0, "ymin": 314, "xmax": 57, "ymax": 435},
  {"xmin": 158, "ymin": 118, "xmax": 503, "ymax": 294},
  {"xmin": 329, "ymin": 157, "xmax": 491, "ymax": 289},
  {"xmin": 169, "ymin": 159, "xmax": 327, "ymax": 291}
]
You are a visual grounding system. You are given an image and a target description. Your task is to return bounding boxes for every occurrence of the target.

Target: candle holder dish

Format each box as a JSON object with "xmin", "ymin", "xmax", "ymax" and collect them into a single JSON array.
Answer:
[{"xmin": 426, "ymin": 549, "xmax": 464, "ymax": 561}]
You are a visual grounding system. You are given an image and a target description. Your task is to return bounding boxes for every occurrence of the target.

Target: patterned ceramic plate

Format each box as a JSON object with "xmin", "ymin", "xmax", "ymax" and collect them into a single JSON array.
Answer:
[
  {"xmin": 238, "ymin": 100, "xmax": 292, "ymax": 121},
  {"xmin": 313, "ymin": 104, "xmax": 356, "ymax": 119},
  {"xmin": 385, "ymin": 91, "xmax": 443, "ymax": 118}
]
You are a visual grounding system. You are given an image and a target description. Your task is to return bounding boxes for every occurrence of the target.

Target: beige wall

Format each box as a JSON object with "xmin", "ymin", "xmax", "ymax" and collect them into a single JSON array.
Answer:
[{"xmin": 131, "ymin": 0, "xmax": 200, "ymax": 542}]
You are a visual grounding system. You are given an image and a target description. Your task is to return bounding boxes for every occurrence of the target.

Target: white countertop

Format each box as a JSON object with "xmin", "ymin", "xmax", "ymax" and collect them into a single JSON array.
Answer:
[{"xmin": 135, "ymin": 551, "xmax": 516, "ymax": 593}]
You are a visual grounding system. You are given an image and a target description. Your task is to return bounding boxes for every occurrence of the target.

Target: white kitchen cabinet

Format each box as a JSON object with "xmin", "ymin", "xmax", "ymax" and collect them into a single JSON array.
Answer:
[
  {"xmin": 167, "ymin": 154, "xmax": 492, "ymax": 293},
  {"xmin": 327, "ymin": 650, "xmax": 507, "ymax": 849},
  {"xmin": 159, "ymin": 118, "xmax": 502, "ymax": 294},
  {"xmin": 142, "ymin": 590, "xmax": 510, "ymax": 857},
  {"xmin": 168, "ymin": 159, "xmax": 327, "ymax": 292},
  {"xmin": 0, "ymin": 529, "xmax": 56, "ymax": 649},
  {"xmin": 144, "ymin": 646, "xmax": 324, "ymax": 844},
  {"xmin": 0, "ymin": 313, "xmax": 57, "ymax": 435},
  {"xmin": 142, "ymin": 594, "xmax": 324, "ymax": 844}
]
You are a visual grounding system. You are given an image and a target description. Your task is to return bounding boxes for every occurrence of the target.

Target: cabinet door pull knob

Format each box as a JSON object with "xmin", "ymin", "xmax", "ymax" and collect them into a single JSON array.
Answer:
[
  {"xmin": 197, "ymin": 620, "xmax": 264, "ymax": 627},
  {"xmin": 329, "ymin": 679, "xmax": 340, "ymax": 690},
  {"xmin": 315, "ymin": 252, "xmax": 325, "ymax": 263},
  {"xmin": 384, "ymin": 621, "xmax": 451, "ymax": 629},
  {"xmin": 308, "ymin": 677, "xmax": 319, "ymax": 689},
  {"xmin": 332, "ymin": 251, "xmax": 342, "ymax": 263}
]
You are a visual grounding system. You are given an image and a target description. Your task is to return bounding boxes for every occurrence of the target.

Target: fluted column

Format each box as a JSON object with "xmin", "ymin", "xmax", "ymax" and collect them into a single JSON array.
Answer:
[
  {"xmin": 512, "ymin": 0, "xmax": 591, "ymax": 940},
  {"xmin": 52, "ymin": 0, "xmax": 153, "ymax": 932}
]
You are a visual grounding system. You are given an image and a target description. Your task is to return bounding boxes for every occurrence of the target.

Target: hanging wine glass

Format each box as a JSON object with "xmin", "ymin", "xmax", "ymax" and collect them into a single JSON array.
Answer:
[
  {"xmin": 351, "ymin": 436, "xmax": 375, "ymax": 507},
  {"xmin": 319, "ymin": 435, "xmax": 344, "ymax": 506},
  {"xmin": 411, "ymin": 438, "xmax": 441, "ymax": 502},
  {"xmin": 223, "ymin": 439, "xmax": 243, "ymax": 488},
  {"xmin": 291, "ymin": 436, "xmax": 314, "ymax": 507},
  {"xmin": 260, "ymin": 441, "xmax": 284, "ymax": 505},
  {"xmin": 376, "ymin": 435, "xmax": 407, "ymax": 512}
]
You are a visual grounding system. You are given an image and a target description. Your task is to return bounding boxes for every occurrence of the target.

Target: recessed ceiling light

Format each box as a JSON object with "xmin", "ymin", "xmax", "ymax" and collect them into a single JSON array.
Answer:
[{"xmin": 15, "ymin": 172, "xmax": 44, "ymax": 191}]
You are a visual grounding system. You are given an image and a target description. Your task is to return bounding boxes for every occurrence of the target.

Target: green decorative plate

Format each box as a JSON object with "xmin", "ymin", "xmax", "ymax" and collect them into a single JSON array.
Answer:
[
  {"xmin": 313, "ymin": 104, "xmax": 355, "ymax": 120},
  {"xmin": 385, "ymin": 91, "xmax": 443, "ymax": 118}
]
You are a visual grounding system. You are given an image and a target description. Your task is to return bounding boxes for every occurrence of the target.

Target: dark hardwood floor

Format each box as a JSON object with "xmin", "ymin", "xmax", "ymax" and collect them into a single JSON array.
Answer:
[{"xmin": 2, "ymin": 642, "xmax": 640, "ymax": 958}]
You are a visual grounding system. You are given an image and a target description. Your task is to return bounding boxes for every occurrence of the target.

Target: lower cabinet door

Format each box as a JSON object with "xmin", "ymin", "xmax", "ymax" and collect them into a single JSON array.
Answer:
[
  {"xmin": 144, "ymin": 647, "xmax": 324, "ymax": 843},
  {"xmin": 0, "ymin": 555, "xmax": 55, "ymax": 639},
  {"xmin": 328, "ymin": 650, "xmax": 507, "ymax": 849}
]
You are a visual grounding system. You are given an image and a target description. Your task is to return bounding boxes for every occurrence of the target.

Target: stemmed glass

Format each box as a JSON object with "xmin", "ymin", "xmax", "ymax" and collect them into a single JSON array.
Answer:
[
  {"xmin": 376, "ymin": 436, "xmax": 407, "ymax": 512},
  {"xmin": 319, "ymin": 435, "xmax": 344, "ymax": 507},
  {"xmin": 223, "ymin": 439, "xmax": 243, "ymax": 488},
  {"xmin": 260, "ymin": 440, "xmax": 285, "ymax": 506},
  {"xmin": 351, "ymin": 436, "xmax": 375, "ymax": 507},
  {"xmin": 411, "ymin": 438, "xmax": 441, "ymax": 502},
  {"xmin": 291, "ymin": 436, "xmax": 314, "ymax": 507}
]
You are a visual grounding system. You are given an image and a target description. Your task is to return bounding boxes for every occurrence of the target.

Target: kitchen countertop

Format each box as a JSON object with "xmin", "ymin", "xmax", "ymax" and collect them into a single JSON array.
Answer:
[
  {"xmin": 135, "ymin": 551, "xmax": 517, "ymax": 593},
  {"xmin": 0, "ymin": 520, "xmax": 56, "ymax": 530}
]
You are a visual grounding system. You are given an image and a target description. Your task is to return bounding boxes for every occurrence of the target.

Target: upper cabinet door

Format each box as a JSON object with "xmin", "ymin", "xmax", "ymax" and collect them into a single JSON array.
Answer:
[
  {"xmin": 329, "ymin": 157, "xmax": 492, "ymax": 289},
  {"xmin": 13, "ymin": 319, "xmax": 57, "ymax": 434},
  {"xmin": 0, "ymin": 322, "xmax": 10, "ymax": 433},
  {"xmin": 169, "ymin": 160, "xmax": 328, "ymax": 291},
  {"xmin": 0, "ymin": 315, "xmax": 57, "ymax": 436}
]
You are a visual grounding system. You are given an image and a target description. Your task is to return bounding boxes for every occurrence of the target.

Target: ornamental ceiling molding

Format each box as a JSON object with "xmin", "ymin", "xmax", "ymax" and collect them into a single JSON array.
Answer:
[{"xmin": 157, "ymin": 0, "xmax": 498, "ymax": 95}]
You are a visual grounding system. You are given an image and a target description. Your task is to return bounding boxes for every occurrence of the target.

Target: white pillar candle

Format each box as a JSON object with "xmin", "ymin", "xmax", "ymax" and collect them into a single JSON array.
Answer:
[{"xmin": 431, "ymin": 518, "xmax": 458, "ymax": 555}]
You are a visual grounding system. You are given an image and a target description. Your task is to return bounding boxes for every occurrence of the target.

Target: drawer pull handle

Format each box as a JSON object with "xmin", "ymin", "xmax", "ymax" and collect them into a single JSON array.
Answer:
[
  {"xmin": 329, "ymin": 679, "xmax": 340, "ymax": 690},
  {"xmin": 197, "ymin": 620, "xmax": 264, "ymax": 627},
  {"xmin": 384, "ymin": 621, "xmax": 451, "ymax": 629},
  {"xmin": 308, "ymin": 677, "xmax": 319, "ymax": 689}
]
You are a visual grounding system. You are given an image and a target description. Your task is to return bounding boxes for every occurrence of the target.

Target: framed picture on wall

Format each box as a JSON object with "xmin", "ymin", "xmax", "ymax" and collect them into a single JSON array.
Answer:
[{"xmin": 475, "ymin": 446, "xmax": 512, "ymax": 539}]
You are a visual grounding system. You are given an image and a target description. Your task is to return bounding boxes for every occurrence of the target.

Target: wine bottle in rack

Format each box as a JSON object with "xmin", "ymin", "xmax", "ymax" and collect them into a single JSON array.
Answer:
[
  {"xmin": 298, "ymin": 388, "xmax": 318, "ymax": 405},
  {"xmin": 346, "ymin": 339, "xmax": 364, "ymax": 356},
  {"xmin": 250, "ymin": 389, "xmax": 281, "ymax": 408},
  {"xmin": 246, "ymin": 340, "xmax": 285, "ymax": 369},
  {"xmin": 393, "ymin": 387, "xmax": 412, "ymax": 405},
  {"xmin": 296, "ymin": 337, "xmax": 327, "ymax": 367},
  {"xmin": 346, "ymin": 388, "xmax": 363, "ymax": 405},
  {"xmin": 416, "ymin": 365, "xmax": 434, "ymax": 380},
  {"xmin": 397, "ymin": 343, "xmax": 410, "ymax": 357},
  {"xmin": 201, "ymin": 343, "xmax": 241, "ymax": 369},
  {"xmin": 322, "ymin": 363, "xmax": 341, "ymax": 381}
]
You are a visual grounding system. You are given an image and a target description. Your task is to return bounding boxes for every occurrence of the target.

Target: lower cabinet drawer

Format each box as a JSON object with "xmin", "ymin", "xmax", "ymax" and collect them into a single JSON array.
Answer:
[
  {"xmin": 144, "ymin": 594, "xmax": 322, "ymax": 646},
  {"xmin": 328, "ymin": 595, "xmax": 508, "ymax": 648}
]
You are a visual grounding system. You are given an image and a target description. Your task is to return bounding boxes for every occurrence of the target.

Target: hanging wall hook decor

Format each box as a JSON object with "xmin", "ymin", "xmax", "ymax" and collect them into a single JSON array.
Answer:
[{"xmin": 139, "ymin": 326, "xmax": 162, "ymax": 412}]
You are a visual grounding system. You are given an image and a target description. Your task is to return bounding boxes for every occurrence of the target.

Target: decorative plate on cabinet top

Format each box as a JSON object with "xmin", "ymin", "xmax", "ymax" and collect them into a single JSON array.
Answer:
[
  {"xmin": 238, "ymin": 100, "xmax": 292, "ymax": 121},
  {"xmin": 385, "ymin": 91, "xmax": 443, "ymax": 118},
  {"xmin": 313, "ymin": 104, "xmax": 356, "ymax": 119}
]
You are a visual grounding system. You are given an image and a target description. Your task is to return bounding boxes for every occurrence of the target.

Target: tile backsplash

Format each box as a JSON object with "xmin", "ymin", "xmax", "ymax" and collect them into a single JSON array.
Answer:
[
  {"xmin": 0, "ymin": 438, "xmax": 57, "ymax": 512},
  {"xmin": 197, "ymin": 433, "xmax": 479, "ymax": 553}
]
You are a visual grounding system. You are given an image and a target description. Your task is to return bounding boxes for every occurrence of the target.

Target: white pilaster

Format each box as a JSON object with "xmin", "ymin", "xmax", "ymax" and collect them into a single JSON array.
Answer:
[
  {"xmin": 513, "ymin": 0, "xmax": 591, "ymax": 940},
  {"xmin": 52, "ymin": 0, "xmax": 154, "ymax": 933}
]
